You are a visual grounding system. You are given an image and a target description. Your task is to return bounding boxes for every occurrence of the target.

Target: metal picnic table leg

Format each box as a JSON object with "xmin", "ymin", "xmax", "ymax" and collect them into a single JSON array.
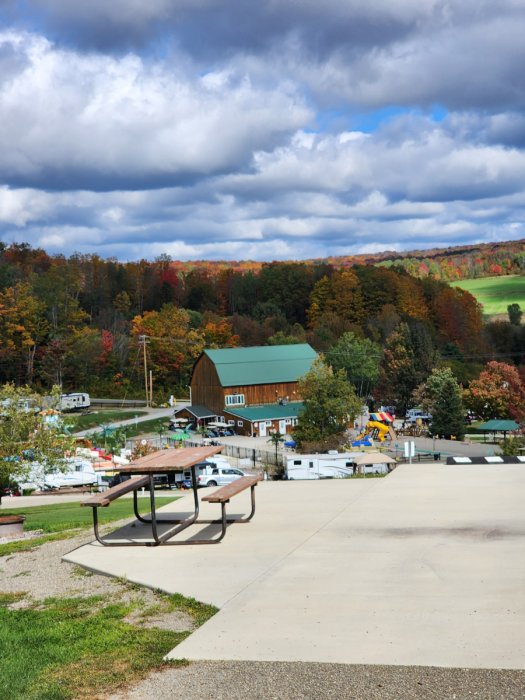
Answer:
[
  {"xmin": 148, "ymin": 474, "xmax": 160, "ymax": 544},
  {"xmin": 150, "ymin": 465, "xmax": 201, "ymax": 544},
  {"xmin": 93, "ymin": 507, "xmax": 160, "ymax": 547},
  {"xmin": 132, "ymin": 466, "xmax": 199, "ymax": 526}
]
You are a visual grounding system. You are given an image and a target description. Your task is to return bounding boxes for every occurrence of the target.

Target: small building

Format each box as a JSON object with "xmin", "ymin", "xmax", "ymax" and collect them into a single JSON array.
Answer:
[
  {"xmin": 172, "ymin": 404, "xmax": 216, "ymax": 429},
  {"xmin": 185, "ymin": 344, "xmax": 318, "ymax": 436},
  {"xmin": 224, "ymin": 401, "xmax": 304, "ymax": 438}
]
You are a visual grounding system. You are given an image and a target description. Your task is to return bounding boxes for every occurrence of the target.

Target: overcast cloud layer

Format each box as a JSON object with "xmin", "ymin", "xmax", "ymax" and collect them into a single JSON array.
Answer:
[{"xmin": 0, "ymin": 1, "xmax": 524, "ymax": 261}]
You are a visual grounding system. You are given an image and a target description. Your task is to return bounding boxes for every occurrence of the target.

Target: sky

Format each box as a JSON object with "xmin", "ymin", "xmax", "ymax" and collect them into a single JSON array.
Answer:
[{"xmin": 0, "ymin": 1, "xmax": 524, "ymax": 263}]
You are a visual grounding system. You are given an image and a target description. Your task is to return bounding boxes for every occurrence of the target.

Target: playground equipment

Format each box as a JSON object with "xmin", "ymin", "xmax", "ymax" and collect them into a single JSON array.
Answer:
[{"xmin": 353, "ymin": 412, "xmax": 396, "ymax": 446}]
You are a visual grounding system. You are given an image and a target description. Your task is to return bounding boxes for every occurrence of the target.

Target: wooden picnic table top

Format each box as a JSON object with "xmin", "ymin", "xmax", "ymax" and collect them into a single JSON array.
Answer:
[{"xmin": 115, "ymin": 446, "xmax": 224, "ymax": 474}]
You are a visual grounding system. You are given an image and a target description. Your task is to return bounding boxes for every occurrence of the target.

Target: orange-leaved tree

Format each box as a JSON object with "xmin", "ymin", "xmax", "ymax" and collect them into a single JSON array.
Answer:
[{"xmin": 464, "ymin": 361, "xmax": 525, "ymax": 423}]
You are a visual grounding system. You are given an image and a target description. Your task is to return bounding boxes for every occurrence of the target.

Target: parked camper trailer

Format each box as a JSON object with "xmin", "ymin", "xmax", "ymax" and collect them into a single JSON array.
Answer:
[
  {"xmin": 286, "ymin": 451, "xmax": 393, "ymax": 480},
  {"xmin": 60, "ymin": 393, "xmax": 91, "ymax": 412},
  {"xmin": 286, "ymin": 452, "xmax": 357, "ymax": 480},
  {"xmin": 18, "ymin": 457, "xmax": 101, "ymax": 492}
]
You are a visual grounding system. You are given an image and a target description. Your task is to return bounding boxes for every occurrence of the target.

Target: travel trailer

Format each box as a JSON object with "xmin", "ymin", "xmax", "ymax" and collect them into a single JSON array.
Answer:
[
  {"xmin": 286, "ymin": 452, "xmax": 357, "ymax": 480},
  {"xmin": 286, "ymin": 451, "xmax": 393, "ymax": 480},
  {"xmin": 59, "ymin": 393, "xmax": 91, "ymax": 412}
]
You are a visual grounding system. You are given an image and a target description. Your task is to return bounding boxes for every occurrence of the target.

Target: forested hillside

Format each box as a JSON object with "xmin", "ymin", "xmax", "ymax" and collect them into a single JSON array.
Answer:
[{"xmin": 0, "ymin": 242, "xmax": 523, "ymax": 406}]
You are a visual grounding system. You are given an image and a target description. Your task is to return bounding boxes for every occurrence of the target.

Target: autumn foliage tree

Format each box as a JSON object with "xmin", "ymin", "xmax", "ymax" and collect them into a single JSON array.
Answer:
[
  {"xmin": 463, "ymin": 362, "xmax": 525, "ymax": 423},
  {"xmin": 0, "ymin": 384, "xmax": 74, "ymax": 502}
]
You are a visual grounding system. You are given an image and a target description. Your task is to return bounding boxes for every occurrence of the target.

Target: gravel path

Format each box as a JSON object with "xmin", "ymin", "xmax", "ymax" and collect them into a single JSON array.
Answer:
[
  {"xmin": 0, "ymin": 529, "xmax": 194, "ymax": 631},
  {"xmin": 2, "ymin": 532, "xmax": 525, "ymax": 700},
  {"xmin": 108, "ymin": 660, "xmax": 525, "ymax": 700}
]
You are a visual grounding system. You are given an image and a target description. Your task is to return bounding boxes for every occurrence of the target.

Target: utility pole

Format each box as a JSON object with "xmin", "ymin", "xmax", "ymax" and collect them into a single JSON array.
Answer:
[{"xmin": 139, "ymin": 335, "xmax": 150, "ymax": 407}]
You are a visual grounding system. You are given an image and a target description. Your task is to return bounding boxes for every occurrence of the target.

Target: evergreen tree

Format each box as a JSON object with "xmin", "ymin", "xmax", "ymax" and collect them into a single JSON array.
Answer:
[
  {"xmin": 326, "ymin": 332, "xmax": 381, "ymax": 398},
  {"xmin": 417, "ymin": 367, "xmax": 465, "ymax": 440},
  {"xmin": 293, "ymin": 357, "xmax": 362, "ymax": 450}
]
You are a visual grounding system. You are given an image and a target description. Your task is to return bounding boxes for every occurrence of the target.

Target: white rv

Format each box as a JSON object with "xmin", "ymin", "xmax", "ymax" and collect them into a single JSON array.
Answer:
[
  {"xmin": 60, "ymin": 393, "xmax": 91, "ymax": 412},
  {"xmin": 286, "ymin": 451, "xmax": 393, "ymax": 480},
  {"xmin": 286, "ymin": 452, "xmax": 357, "ymax": 480},
  {"xmin": 18, "ymin": 457, "xmax": 101, "ymax": 492}
]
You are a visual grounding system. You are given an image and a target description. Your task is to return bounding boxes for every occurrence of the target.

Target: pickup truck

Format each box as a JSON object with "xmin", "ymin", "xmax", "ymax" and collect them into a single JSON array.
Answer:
[{"xmin": 405, "ymin": 408, "xmax": 432, "ymax": 423}]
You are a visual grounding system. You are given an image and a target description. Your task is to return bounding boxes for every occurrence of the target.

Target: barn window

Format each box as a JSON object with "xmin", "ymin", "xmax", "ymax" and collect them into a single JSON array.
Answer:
[{"xmin": 226, "ymin": 394, "xmax": 245, "ymax": 406}]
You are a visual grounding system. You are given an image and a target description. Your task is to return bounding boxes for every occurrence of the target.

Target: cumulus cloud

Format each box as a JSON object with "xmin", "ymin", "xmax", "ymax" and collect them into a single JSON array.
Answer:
[
  {"xmin": 0, "ymin": 31, "xmax": 310, "ymax": 190},
  {"xmin": 0, "ymin": 3, "xmax": 524, "ymax": 262},
  {"xmin": 3, "ymin": 108, "xmax": 525, "ymax": 260},
  {"xmin": 2, "ymin": 1, "xmax": 523, "ymax": 113}
]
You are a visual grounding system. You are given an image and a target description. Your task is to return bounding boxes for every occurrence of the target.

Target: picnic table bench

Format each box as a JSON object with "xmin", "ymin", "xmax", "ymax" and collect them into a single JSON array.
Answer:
[
  {"xmin": 81, "ymin": 470, "xmax": 262, "ymax": 547},
  {"xmin": 201, "ymin": 475, "xmax": 262, "ymax": 541},
  {"xmin": 81, "ymin": 475, "xmax": 149, "ymax": 508}
]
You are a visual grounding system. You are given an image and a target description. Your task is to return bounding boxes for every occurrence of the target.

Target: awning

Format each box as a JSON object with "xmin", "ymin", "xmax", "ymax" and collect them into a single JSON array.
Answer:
[{"xmin": 351, "ymin": 452, "xmax": 397, "ymax": 465}]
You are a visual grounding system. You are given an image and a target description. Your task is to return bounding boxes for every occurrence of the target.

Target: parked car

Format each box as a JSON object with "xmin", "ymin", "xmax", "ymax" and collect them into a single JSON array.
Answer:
[
  {"xmin": 197, "ymin": 466, "xmax": 246, "ymax": 487},
  {"xmin": 204, "ymin": 429, "xmax": 219, "ymax": 438}
]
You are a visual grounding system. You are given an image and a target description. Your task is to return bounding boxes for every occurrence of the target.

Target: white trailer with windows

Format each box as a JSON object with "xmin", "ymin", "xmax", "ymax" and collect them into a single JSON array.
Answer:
[
  {"xmin": 59, "ymin": 392, "xmax": 91, "ymax": 412},
  {"xmin": 286, "ymin": 451, "xmax": 395, "ymax": 480},
  {"xmin": 286, "ymin": 452, "xmax": 357, "ymax": 480}
]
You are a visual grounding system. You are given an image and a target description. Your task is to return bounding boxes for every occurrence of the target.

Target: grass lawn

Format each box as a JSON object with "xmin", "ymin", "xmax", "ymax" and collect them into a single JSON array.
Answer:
[
  {"xmin": 451, "ymin": 275, "xmax": 525, "ymax": 316},
  {"xmin": 0, "ymin": 590, "xmax": 216, "ymax": 700},
  {"xmin": 0, "ymin": 495, "xmax": 179, "ymax": 556},
  {"xmin": 1, "ymin": 496, "xmax": 179, "ymax": 533},
  {"xmin": 68, "ymin": 410, "xmax": 148, "ymax": 432},
  {"xmin": 116, "ymin": 417, "xmax": 173, "ymax": 439},
  {"xmin": 76, "ymin": 416, "xmax": 173, "ymax": 442}
]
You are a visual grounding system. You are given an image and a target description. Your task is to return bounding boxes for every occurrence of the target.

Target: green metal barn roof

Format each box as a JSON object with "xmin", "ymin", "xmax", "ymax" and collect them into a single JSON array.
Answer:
[{"xmin": 204, "ymin": 344, "xmax": 317, "ymax": 387}]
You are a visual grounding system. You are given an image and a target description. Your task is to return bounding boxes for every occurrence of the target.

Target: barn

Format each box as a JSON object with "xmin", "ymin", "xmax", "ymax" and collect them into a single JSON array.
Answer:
[{"xmin": 180, "ymin": 344, "xmax": 317, "ymax": 436}]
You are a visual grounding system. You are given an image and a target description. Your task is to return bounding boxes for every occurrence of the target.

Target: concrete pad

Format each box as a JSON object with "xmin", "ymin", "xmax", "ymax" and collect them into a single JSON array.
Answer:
[{"xmin": 63, "ymin": 465, "xmax": 525, "ymax": 669}]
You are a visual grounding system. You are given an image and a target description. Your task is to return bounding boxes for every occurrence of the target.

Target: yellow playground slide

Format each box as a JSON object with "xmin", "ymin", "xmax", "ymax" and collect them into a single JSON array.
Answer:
[{"xmin": 356, "ymin": 421, "xmax": 396, "ymax": 442}]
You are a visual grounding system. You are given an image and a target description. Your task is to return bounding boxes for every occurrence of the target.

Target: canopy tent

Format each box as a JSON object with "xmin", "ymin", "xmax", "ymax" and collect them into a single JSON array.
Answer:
[
  {"xmin": 369, "ymin": 412, "xmax": 394, "ymax": 423},
  {"xmin": 168, "ymin": 432, "xmax": 190, "ymax": 442}
]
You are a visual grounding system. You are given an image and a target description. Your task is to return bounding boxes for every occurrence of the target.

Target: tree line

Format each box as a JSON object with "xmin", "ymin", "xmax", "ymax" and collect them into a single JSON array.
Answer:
[{"xmin": 0, "ymin": 242, "xmax": 524, "ymax": 405}]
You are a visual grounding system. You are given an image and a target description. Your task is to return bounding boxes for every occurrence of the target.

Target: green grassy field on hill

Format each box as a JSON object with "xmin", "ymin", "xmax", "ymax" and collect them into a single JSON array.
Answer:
[{"xmin": 451, "ymin": 275, "xmax": 525, "ymax": 316}]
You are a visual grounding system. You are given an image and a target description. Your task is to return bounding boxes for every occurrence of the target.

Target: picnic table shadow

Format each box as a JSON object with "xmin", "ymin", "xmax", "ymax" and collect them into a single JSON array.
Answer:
[{"xmin": 97, "ymin": 507, "xmax": 249, "ymax": 545}]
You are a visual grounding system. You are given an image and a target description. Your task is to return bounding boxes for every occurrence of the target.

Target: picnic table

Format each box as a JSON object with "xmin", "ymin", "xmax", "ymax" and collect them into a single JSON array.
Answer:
[{"xmin": 81, "ymin": 447, "xmax": 262, "ymax": 547}]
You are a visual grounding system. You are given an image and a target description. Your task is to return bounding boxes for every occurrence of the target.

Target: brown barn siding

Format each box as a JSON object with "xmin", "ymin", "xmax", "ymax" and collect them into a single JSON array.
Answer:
[
  {"xmin": 223, "ymin": 382, "xmax": 300, "ymax": 407},
  {"xmin": 191, "ymin": 354, "xmax": 224, "ymax": 414}
]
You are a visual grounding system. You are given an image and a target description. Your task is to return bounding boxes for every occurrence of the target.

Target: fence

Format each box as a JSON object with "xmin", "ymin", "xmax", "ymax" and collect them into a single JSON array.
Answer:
[
  {"xmin": 91, "ymin": 398, "xmax": 148, "ymax": 408},
  {"xmin": 125, "ymin": 437, "xmax": 286, "ymax": 470}
]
